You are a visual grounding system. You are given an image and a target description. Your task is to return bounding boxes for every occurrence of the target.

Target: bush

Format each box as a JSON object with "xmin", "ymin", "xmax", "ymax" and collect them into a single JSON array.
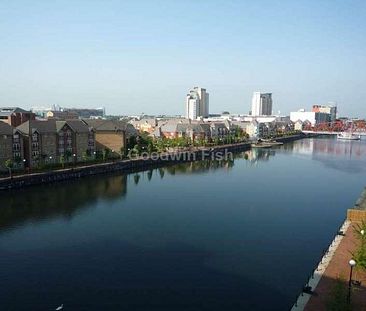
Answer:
[{"xmin": 326, "ymin": 277, "xmax": 352, "ymax": 311}]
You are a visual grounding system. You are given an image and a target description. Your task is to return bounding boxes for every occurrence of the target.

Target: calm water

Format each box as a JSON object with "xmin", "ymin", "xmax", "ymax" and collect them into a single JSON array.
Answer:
[{"xmin": 1, "ymin": 137, "xmax": 366, "ymax": 311}]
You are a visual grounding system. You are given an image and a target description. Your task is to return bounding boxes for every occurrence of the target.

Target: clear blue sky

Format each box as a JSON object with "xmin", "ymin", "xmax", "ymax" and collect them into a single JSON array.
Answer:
[{"xmin": 0, "ymin": 0, "xmax": 365, "ymax": 117}]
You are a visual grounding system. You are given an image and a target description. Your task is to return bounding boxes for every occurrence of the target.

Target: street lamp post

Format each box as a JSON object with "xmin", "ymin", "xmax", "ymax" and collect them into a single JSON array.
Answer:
[
  {"xmin": 49, "ymin": 156, "xmax": 53, "ymax": 170},
  {"xmin": 348, "ymin": 259, "xmax": 356, "ymax": 304}
]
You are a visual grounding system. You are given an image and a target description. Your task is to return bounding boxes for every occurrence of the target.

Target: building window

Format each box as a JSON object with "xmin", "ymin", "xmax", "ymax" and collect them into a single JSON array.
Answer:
[
  {"xmin": 32, "ymin": 142, "xmax": 39, "ymax": 150},
  {"xmin": 32, "ymin": 133, "xmax": 38, "ymax": 141},
  {"xmin": 13, "ymin": 143, "xmax": 21, "ymax": 151},
  {"xmin": 13, "ymin": 152, "xmax": 21, "ymax": 159}
]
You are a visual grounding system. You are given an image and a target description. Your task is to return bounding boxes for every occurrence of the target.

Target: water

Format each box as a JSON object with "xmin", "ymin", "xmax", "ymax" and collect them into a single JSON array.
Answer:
[{"xmin": 0, "ymin": 137, "xmax": 365, "ymax": 311}]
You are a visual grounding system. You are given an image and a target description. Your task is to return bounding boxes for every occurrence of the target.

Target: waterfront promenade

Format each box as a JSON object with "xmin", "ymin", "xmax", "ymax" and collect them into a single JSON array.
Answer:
[
  {"xmin": 304, "ymin": 223, "xmax": 366, "ymax": 310},
  {"xmin": 297, "ymin": 189, "xmax": 366, "ymax": 310}
]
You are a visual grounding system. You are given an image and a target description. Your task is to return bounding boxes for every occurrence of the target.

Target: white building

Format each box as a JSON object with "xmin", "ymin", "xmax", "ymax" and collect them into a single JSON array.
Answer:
[
  {"xmin": 186, "ymin": 87, "xmax": 209, "ymax": 119},
  {"xmin": 290, "ymin": 109, "xmax": 330, "ymax": 126},
  {"xmin": 251, "ymin": 92, "xmax": 273, "ymax": 116}
]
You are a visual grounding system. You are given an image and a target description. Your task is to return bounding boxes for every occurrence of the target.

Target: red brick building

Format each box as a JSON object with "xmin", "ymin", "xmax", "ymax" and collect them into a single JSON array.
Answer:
[{"xmin": 0, "ymin": 107, "xmax": 36, "ymax": 127}]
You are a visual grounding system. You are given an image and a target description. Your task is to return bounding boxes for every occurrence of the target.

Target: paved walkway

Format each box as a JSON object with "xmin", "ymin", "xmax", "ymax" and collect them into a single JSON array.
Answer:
[{"xmin": 304, "ymin": 222, "xmax": 366, "ymax": 310}]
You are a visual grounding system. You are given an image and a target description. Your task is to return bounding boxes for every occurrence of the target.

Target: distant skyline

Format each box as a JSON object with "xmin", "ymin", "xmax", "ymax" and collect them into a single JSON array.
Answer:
[{"xmin": 0, "ymin": 0, "xmax": 366, "ymax": 117}]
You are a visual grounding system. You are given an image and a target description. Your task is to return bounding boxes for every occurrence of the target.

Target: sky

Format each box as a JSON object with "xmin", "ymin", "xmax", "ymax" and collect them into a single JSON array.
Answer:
[{"xmin": 0, "ymin": 0, "xmax": 366, "ymax": 117}]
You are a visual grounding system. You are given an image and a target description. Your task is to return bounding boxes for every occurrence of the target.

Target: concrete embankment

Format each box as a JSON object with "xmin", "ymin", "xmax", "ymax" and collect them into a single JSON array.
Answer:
[{"xmin": 0, "ymin": 134, "xmax": 305, "ymax": 190}]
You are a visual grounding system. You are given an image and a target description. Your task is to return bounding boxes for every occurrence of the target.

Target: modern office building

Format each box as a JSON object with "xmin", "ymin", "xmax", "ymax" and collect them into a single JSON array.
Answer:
[
  {"xmin": 312, "ymin": 104, "xmax": 337, "ymax": 122},
  {"xmin": 186, "ymin": 87, "xmax": 209, "ymax": 119},
  {"xmin": 251, "ymin": 92, "xmax": 273, "ymax": 116}
]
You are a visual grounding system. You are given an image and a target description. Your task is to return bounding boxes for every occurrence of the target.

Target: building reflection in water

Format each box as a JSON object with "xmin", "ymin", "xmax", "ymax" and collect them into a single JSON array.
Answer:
[
  {"xmin": 0, "ymin": 174, "xmax": 128, "ymax": 232},
  {"xmin": 242, "ymin": 148, "xmax": 276, "ymax": 166},
  {"xmin": 282, "ymin": 137, "xmax": 366, "ymax": 173}
]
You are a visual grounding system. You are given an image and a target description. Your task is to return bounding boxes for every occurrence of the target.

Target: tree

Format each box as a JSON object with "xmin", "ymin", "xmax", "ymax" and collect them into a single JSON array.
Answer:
[
  {"xmin": 4, "ymin": 159, "xmax": 14, "ymax": 179},
  {"xmin": 120, "ymin": 146, "xmax": 125, "ymax": 159},
  {"xmin": 102, "ymin": 148, "xmax": 110, "ymax": 161},
  {"xmin": 82, "ymin": 151, "xmax": 88, "ymax": 162},
  {"xmin": 147, "ymin": 142, "xmax": 154, "ymax": 154},
  {"xmin": 351, "ymin": 222, "xmax": 366, "ymax": 272},
  {"xmin": 326, "ymin": 277, "xmax": 352, "ymax": 311},
  {"xmin": 65, "ymin": 150, "xmax": 72, "ymax": 163},
  {"xmin": 60, "ymin": 154, "xmax": 65, "ymax": 169},
  {"xmin": 14, "ymin": 156, "xmax": 22, "ymax": 168}
]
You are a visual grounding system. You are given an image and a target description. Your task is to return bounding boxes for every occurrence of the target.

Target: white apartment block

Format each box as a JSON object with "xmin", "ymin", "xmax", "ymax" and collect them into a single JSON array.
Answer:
[
  {"xmin": 251, "ymin": 92, "xmax": 273, "ymax": 116},
  {"xmin": 186, "ymin": 87, "xmax": 209, "ymax": 119}
]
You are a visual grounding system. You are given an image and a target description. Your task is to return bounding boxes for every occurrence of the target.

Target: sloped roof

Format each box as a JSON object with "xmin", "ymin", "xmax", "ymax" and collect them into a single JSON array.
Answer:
[
  {"xmin": 130, "ymin": 118, "xmax": 157, "ymax": 126},
  {"xmin": 82, "ymin": 119, "xmax": 128, "ymax": 131},
  {"xmin": 0, "ymin": 121, "xmax": 14, "ymax": 135},
  {"xmin": 17, "ymin": 120, "xmax": 57, "ymax": 135},
  {"xmin": 231, "ymin": 121, "xmax": 250, "ymax": 129},
  {"xmin": 210, "ymin": 122, "xmax": 227, "ymax": 129},
  {"xmin": 56, "ymin": 121, "xmax": 67, "ymax": 132},
  {"xmin": 64, "ymin": 120, "xmax": 90, "ymax": 133},
  {"xmin": 0, "ymin": 107, "xmax": 31, "ymax": 115}
]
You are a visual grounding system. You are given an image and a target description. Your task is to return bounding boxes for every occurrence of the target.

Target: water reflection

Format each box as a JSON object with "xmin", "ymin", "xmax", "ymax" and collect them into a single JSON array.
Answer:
[
  {"xmin": 0, "ymin": 157, "xmax": 250, "ymax": 233},
  {"xmin": 285, "ymin": 137, "xmax": 366, "ymax": 173},
  {"xmin": 243, "ymin": 148, "xmax": 276, "ymax": 165},
  {"xmin": 0, "ymin": 175, "xmax": 128, "ymax": 232}
]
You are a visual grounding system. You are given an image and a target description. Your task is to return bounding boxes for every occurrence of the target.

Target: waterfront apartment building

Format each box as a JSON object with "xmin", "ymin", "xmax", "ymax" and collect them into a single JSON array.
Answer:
[
  {"xmin": 251, "ymin": 92, "xmax": 273, "ymax": 116},
  {"xmin": 0, "ymin": 122, "xmax": 25, "ymax": 170},
  {"xmin": 312, "ymin": 105, "xmax": 337, "ymax": 122},
  {"xmin": 186, "ymin": 87, "xmax": 209, "ymax": 119},
  {"xmin": 0, "ymin": 107, "xmax": 36, "ymax": 127},
  {"xmin": 82, "ymin": 119, "xmax": 134, "ymax": 155},
  {"xmin": 17, "ymin": 120, "xmax": 95, "ymax": 168}
]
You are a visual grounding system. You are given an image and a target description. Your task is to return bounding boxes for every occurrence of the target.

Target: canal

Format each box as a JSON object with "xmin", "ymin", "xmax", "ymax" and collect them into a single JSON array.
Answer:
[{"xmin": 0, "ymin": 137, "xmax": 365, "ymax": 311}]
